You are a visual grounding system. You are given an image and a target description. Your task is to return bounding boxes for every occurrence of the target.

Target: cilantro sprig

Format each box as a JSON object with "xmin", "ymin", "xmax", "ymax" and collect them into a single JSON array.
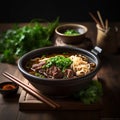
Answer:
[
  {"xmin": 0, "ymin": 18, "xmax": 59, "ymax": 64},
  {"xmin": 73, "ymin": 80, "xmax": 103, "ymax": 104}
]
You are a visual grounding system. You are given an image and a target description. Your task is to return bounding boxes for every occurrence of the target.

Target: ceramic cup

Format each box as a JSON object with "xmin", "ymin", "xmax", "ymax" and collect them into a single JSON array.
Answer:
[{"xmin": 96, "ymin": 24, "xmax": 118, "ymax": 55}]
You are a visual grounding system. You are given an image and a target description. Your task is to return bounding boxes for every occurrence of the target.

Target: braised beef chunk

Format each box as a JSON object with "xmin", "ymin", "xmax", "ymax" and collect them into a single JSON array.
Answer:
[
  {"xmin": 46, "ymin": 66, "xmax": 64, "ymax": 79},
  {"xmin": 64, "ymin": 69, "xmax": 75, "ymax": 78}
]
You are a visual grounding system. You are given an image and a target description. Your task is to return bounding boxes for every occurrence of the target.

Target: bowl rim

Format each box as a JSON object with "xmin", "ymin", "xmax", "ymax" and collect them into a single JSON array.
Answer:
[
  {"xmin": 18, "ymin": 46, "xmax": 101, "ymax": 83},
  {"xmin": 55, "ymin": 23, "xmax": 88, "ymax": 37}
]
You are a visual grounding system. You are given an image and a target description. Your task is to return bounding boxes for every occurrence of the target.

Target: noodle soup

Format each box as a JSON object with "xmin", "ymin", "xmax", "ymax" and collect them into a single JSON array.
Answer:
[
  {"xmin": 18, "ymin": 46, "xmax": 101, "ymax": 96},
  {"xmin": 25, "ymin": 53, "xmax": 96, "ymax": 79}
]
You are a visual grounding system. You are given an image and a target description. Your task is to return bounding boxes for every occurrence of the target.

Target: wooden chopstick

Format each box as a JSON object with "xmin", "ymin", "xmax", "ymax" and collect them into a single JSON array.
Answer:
[
  {"xmin": 97, "ymin": 11, "xmax": 105, "ymax": 29},
  {"xmin": 2, "ymin": 71, "xmax": 60, "ymax": 109},
  {"xmin": 105, "ymin": 19, "xmax": 108, "ymax": 29},
  {"xmin": 89, "ymin": 12, "xmax": 103, "ymax": 28}
]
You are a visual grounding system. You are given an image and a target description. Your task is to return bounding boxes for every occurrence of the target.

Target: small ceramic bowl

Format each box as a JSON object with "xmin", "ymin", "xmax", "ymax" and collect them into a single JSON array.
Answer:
[
  {"xmin": 55, "ymin": 23, "xmax": 88, "ymax": 44},
  {"xmin": 0, "ymin": 81, "xmax": 19, "ymax": 97}
]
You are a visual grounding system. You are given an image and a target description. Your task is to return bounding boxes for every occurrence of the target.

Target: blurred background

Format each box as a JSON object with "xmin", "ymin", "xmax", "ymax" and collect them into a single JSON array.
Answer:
[{"xmin": 0, "ymin": 0, "xmax": 120, "ymax": 23}]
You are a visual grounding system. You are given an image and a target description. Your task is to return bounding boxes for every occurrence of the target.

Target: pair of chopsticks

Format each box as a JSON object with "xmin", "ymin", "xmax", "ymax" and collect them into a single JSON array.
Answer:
[
  {"xmin": 89, "ymin": 10, "xmax": 109, "ymax": 30},
  {"xmin": 2, "ymin": 71, "xmax": 60, "ymax": 109}
]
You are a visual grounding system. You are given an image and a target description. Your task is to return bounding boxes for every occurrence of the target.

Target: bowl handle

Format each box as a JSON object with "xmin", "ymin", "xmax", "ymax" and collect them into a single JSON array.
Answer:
[{"xmin": 91, "ymin": 46, "xmax": 102, "ymax": 56}]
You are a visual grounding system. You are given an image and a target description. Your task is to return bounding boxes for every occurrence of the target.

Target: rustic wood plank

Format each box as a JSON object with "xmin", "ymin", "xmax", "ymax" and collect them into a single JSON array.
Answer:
[
  {"xmin": 19, "ymin": 79, "xmax": 103, "ymax": 111},
  {"xmin": 19, "ymin": 89, "xmax": 103, "ymax": 111}
]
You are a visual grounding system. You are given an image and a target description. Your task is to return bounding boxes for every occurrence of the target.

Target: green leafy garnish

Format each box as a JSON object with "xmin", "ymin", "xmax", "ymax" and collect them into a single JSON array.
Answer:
[
  {"xmin": 44, "ymin": 55, "xmax": 73, "ymax": 71},
  {"xmin": 64, "ymin": 29, "xmax": 80, "ymax": 36},
  {"xmin": 73, "ymin": 80, "xmax": 103, "ymax": 104},
  {"xmin": 35, "ymin": 72, "xmax": 45, "ymax": 78},
  {"xmin": 0, "ymin": 17, "xmax": 59, "ymax": 64}
]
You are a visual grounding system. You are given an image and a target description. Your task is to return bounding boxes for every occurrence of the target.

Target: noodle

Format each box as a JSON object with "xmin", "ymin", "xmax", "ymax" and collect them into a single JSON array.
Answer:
[{"xmin": 69, "ymin": 55, "xmax": 95, "ymax": 77}]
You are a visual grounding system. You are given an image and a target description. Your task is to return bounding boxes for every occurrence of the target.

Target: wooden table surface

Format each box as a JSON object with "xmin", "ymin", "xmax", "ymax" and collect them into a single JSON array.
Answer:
[{"xmin": 0, "ymin": 22, "xmax": 120, "ymax": 120}]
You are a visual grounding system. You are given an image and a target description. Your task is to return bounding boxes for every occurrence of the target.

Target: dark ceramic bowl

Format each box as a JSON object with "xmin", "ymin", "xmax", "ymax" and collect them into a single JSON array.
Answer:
[
  {"xmin": 0, "ymin": 81, "xmax": 19, "ymax": 97},
  {"xmin": 55, "ymin": 23, "xmax": 88, "ymax": 44},
  {"xmin": 18, "ymin": 46, "xmax": 102, "ymax": 97}
]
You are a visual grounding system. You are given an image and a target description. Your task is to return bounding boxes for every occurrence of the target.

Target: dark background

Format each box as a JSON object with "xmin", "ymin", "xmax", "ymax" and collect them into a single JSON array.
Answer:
[{"xmin": 0, "ymin": 0, "xmax": 120, "ymax": 23}]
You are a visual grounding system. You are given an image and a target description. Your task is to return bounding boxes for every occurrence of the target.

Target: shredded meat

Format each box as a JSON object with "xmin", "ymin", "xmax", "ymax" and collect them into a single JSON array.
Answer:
[{"xmin": 31, "ymin": 61, "xmax": 46, "ymax": 71}]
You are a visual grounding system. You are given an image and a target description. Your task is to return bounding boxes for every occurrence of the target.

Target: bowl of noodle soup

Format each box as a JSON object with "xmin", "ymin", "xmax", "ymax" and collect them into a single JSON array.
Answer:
[{"xmin": 18, "ymin": 46, "xmax": 102, "ymax": 97}]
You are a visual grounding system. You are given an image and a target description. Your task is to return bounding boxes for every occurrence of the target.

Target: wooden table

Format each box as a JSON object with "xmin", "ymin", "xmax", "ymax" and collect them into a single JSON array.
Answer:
[{"xmin": 0, "ymin": 22, "xmax": 120, "ymax": 120}]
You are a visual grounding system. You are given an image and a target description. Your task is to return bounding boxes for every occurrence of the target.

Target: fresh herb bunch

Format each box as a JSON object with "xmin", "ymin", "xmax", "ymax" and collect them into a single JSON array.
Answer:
[
  {"xmin": 73, "ymin": 80, "xmax": 103, "ymax": 104},
  {"xmin": 0, "ymin": 18, "xmax": 59, "ymax": 64}
]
